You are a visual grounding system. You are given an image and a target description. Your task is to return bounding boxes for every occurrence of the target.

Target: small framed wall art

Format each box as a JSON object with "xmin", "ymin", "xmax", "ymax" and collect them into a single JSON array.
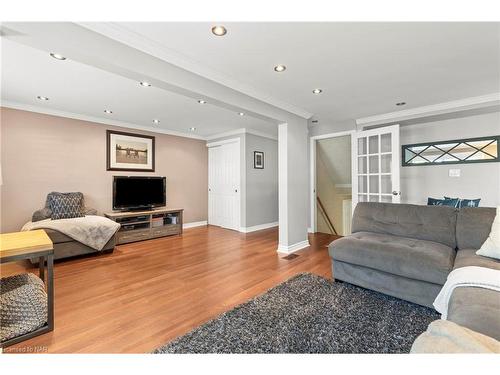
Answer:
[{"xmin": 254, "ymin": 151, "xmax": 264, "ymax": 169}]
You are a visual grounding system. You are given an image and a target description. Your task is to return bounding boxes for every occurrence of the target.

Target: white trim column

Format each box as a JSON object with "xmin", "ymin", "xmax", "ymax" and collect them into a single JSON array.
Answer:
[{"xmin": 277, "ymin": 119, "xmax": 310, "ymax": 254}]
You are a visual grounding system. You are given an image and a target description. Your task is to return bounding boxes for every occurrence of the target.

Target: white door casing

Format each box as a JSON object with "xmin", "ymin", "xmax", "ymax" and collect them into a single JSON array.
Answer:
[{"xmin": 351, "ymin": 124, "xmax": 401, "ymax": 212}]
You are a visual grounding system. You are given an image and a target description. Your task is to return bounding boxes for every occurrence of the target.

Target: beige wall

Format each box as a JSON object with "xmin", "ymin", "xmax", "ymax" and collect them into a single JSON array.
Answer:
[{"xmin": 0, "ymin": 108, "xmax": 208, "ymax": 232}]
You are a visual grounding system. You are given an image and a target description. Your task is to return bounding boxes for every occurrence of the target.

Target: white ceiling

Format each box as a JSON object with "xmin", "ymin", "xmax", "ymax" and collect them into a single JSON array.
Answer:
[
  {"xmin": 1, "ymin": 22, "xmax": 499, "ymax": 138},
  {"xmin": 0, "ymin": 37, "xmax": 277, "ymax": 138},
  {"xmin": 115, "ymin": 22, "xmax": 500, "ymax": 123}
]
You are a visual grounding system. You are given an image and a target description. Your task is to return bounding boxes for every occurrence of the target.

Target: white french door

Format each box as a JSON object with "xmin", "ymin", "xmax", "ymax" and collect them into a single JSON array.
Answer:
[
  {"xmin": 208, "ymin": 139, "xmax": 240, "ymax": 231},
  {"xmin": 351, "ymin": 125, "xmax": 401, "ymax": 209}
]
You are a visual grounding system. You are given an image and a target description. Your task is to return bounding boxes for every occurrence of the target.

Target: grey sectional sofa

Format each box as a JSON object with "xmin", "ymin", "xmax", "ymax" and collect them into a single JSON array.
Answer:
[{"xmin": 329, "ymin": 202, "xmax": 500, "ymax": 339}]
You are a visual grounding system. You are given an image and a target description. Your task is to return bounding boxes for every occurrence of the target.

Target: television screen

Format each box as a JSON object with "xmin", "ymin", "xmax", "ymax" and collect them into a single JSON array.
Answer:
[{"xmin": 113, "ymin": 176, "xmax": 166, "ymax": 210}]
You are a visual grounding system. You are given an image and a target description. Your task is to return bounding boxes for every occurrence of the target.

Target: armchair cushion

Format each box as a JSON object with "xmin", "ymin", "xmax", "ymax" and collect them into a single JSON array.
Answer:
[
  {"xmin": 49, "ymin": 192, "xmax": 85, "ymax": 220},
  {"xmin": 32, "ymin": 192, "xmax": 97, "ymax": 223}
]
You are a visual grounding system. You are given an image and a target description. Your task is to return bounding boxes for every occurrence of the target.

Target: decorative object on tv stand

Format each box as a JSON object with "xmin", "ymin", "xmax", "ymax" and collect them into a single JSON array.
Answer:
[
  {"xmin": 402, "ymin": 135, "xmax": 499, "ymax": 167},
  {"xmin": 107, "ymin": 130, "xmax": 155, "ymax": 172},
  {"xmin": 254, "ymin": 151, "xmax": 264, "ymax": 169}
]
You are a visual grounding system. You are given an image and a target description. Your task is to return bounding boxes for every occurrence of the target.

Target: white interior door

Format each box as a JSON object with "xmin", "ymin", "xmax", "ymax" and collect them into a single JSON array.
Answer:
[
  {"xmin": 352, "ymin": 125, "xmax": 400, "ymax": 209},
  {"xmin": 208, "ymin": 146, "xmax": 220, "ymax": 226},
  {"xmin": 208, "ymin": 140, "xmax": 240, "ymax": 231}
]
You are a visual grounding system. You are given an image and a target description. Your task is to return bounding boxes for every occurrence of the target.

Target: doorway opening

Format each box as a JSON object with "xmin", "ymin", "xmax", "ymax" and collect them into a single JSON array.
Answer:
[
  {"xmin": 310, "ymin": 125, "xmax": 401, "ymax": 234},
  {"xmin": 311, "ymin": 132, "xmax": 354, "ymax": 236}
]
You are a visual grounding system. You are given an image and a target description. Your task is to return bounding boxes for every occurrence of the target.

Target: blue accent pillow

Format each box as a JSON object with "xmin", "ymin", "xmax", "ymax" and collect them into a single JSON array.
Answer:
[
  {"xmin": 444, "ymin": 197, "xmax": 481, "ymax": 208},
  {"xmin": 427, "ymin": 197, "xmax": 460, "ymax": 207}
]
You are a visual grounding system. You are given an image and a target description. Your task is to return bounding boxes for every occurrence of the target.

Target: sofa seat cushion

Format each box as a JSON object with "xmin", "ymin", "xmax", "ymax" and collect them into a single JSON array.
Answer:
[
  {"xmin": 329, "ymin": 231, "xmax": 455, "ymax": 285},
  {"xmin": 453, "ymin": 249, "xmax": 500, "ymax": 271},
  {"xmin": 448, "ymin": 287, "xmax": 500, "ymax": 341}
]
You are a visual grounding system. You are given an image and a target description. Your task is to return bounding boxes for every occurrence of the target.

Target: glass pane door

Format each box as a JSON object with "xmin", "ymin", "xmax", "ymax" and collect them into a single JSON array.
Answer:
[{"xmin": 352, "ymin": 125, "xmax": 400, "ymax": 209}]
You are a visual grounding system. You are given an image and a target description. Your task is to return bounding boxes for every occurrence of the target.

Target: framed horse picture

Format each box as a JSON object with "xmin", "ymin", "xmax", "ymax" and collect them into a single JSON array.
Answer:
[{"xmin": 106, "ymin": 130, "xmax": 155, "ymax": 172}]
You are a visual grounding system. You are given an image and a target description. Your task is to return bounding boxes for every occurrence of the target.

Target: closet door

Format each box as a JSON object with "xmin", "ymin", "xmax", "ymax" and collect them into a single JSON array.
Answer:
[
  {"xmin": 208, "ymin": 140, "xmax": 240, "ymax": 230},
  {"xmin": 208, "ymin": 146, "xmax": 221, "ymax": 226}
]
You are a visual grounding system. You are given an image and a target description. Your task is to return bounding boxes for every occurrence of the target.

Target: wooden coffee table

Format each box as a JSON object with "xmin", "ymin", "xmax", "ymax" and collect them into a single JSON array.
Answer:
[{"xmin": 0, "ymin": 230, "xmax": 54, "ymax": 347}]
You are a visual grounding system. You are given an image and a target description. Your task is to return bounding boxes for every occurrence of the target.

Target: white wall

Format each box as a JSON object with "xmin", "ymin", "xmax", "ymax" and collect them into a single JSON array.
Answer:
[{"xmin": 400, "ymin": 111, "xmax": 500, "ymax": 207}]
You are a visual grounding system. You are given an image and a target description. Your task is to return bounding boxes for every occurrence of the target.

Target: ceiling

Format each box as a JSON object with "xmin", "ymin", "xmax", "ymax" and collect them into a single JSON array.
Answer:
[
  {"xmin": 0, "ymin": 38, "xmax": 276, "ymax": 139},
  {"xmin": 1, "ymin": 22, "xmax": 499, "ymax": 139},
  {"xmin": 113, "ymin": 22, "xmax": 500, "ymax": 123}
]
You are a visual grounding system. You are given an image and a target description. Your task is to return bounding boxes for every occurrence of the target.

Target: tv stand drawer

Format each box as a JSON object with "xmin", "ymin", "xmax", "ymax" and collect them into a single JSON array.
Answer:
[
  {"xmin": 117, "ymin": 228, "xmax": 151, "ymax": 244},
  {"xmin": 151, "ymin": 225, "xmax": 181, "ymax": 237}
]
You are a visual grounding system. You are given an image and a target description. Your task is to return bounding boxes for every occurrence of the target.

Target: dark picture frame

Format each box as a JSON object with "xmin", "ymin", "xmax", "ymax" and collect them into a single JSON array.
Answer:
[
  {"xmin": 106, "ymin": 130, "xmax": 155, "ymax": 172},
  {"xmin": 254, "ymin": 151, "xmax": 264, "ymax": 169}
]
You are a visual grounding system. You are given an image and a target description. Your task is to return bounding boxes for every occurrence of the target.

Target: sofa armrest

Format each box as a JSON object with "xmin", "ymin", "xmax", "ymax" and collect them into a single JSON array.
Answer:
[
  {"xmin": 32, "ymin": 207, "xmax": 52, "ymax": 222},
  {"xmin": 83, "ymin": 207, "xmax": 97, "ymax": 216}
]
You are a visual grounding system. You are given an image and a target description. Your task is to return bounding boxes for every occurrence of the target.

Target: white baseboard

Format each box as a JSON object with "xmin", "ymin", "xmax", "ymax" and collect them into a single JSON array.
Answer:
[
  {"xmin": 183, "ymin": 221, "xmax": 208, "ymax": 229},
  {"xmin": 276, "ymin": 240, "xmax": 311, "ymax": 255},
  {"xmin": 239, "ymin": 221, "xmax": 278, "ymax": 233}
]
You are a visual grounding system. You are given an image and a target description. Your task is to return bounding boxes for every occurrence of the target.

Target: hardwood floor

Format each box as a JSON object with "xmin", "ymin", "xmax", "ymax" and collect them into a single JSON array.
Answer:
[{"xmin": 1, "ymin": 226, "xmax": 339, "ymax": 353}]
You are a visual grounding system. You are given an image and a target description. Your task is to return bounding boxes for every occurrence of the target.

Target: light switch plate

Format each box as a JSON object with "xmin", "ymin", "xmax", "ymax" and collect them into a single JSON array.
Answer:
[{"xmin": 449, "ymin": 169, "xmax": 461, "ymax": 177}]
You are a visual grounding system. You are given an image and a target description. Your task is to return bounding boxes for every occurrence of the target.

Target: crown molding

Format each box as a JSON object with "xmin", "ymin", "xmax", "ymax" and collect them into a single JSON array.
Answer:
[
  {"xmin": 78, "ymin": 22, "xmax": 313, "ymax": 120},
  {"xmin": 1, "ymin": 101, "xmax": 206, "ymax": 140},
  {"xmin": 205, "ymin": 128, "xmax": 278, "ymax": 141},
  {"xmin": 356, "ymin": 93, "xmax": 500, "ymax": 127}
]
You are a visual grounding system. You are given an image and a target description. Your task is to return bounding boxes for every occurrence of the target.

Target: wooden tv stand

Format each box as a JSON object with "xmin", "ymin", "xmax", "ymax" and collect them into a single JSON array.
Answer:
[{"xmin": 104, "ymin": 208, "xmax": 183, "ymax": 245}]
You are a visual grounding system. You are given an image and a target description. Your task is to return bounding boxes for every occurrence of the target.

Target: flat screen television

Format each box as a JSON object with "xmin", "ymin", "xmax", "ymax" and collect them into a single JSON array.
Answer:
[{"xmin": 113, "ymin": 176, "xmax": 166, "ymax": 211}]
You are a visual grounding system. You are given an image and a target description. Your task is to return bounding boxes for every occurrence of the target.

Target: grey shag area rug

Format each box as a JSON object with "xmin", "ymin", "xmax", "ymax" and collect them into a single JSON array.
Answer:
[{"xmin": 154, "ymin": 273, "xmax": 438, "ymax": 354}]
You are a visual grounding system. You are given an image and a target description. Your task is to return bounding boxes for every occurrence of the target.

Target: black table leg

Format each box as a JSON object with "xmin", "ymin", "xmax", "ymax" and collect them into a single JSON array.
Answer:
[
  {"xmin": 47, "ymin": 254, "xmax": 54, "ymax": 331},
  {"xmin": 39, "ymin": 256, "xmax": 45, "ymax": 282}
]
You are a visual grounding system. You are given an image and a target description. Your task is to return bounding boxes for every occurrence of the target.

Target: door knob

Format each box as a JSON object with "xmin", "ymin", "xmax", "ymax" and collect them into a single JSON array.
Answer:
[{"xmin": 392, "ymin": 191, "xmax": 401, "ymax": 196}]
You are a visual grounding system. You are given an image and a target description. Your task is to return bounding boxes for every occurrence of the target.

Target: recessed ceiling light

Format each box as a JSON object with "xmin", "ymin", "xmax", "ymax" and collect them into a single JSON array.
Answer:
[
  {"xmin": 37, "ymin": 95, "xmax": 49, "ymax": 101},
  {"xmin": 197, "ymin": 99, "xmax": 206, "ymax": 104},
  {"xmin": 312, "ymin": 88, "xmax": 323, "ymax": 94},
  {"xmin": 188, "ymin": 127, "xmax": 197, "ymax": 132},
  {"xmin": 104, "ymin": 109, "xmax": 113, "ymax": 114},
  {"xmin": 139, "ymin": 81, "xmax": 152, "ymax": 87},
  {"xmin": 238, "ymin": 112, "xmax": 245, "ymax": 116},
  {"xmin": 396, "ymin": 102, "xmax": 407, "ymax": 106},
  {"xmin": 50, "ymin": 53, "xmax": 66, "ymax": 61},
  {"xmin": 274, "ymin": 64, "xmax": 286, "ymax": 72},
  {"xmin": 152, "ymin": 119, "xmax": 160, "ymax": 124},
  {"xmin": 211, "ymin": 25, "xmax": 227, "ymax": 36}
]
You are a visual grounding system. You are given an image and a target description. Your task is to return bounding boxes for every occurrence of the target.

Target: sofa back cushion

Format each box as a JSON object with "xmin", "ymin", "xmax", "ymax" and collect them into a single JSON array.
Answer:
[
  {"xmin": 456, "ymin": 207, "xmax": 496, "ymax": 250},
  {"xmin": 352, "ymin": 202, "xmax": 458, "ymax": 248}
]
